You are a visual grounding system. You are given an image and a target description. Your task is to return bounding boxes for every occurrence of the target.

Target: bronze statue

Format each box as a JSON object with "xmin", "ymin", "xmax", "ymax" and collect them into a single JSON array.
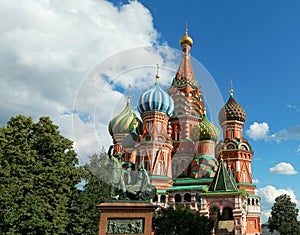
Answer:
[{"xmin": 108, "ymin": 145, "xmax": 156, "ymax": 201}]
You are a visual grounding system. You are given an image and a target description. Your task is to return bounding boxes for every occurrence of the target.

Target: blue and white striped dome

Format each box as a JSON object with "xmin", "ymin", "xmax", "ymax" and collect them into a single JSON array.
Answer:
[{"xmin": 137, "ymin": 81, "xmax": 174, "ymax": 116}]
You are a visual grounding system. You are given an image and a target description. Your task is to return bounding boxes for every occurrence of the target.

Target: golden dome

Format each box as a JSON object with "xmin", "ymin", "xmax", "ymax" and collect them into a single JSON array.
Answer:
[{"xmin": 180, "ymin": 30, "xmax": 193, "ymax": 46}]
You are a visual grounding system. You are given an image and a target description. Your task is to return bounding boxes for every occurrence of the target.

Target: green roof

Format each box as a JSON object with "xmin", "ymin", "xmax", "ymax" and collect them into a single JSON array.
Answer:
[
  {"xmin": 208, "ymin": 159, "xmax": 238, "ymax": 192},
  {"xmin": 173, "ymin": 177, "xmax": 213, "ymax": 185},
  {"xmin": 156, "ymin": 189, "xmax": 167, "ymax": 194},
  {"xmin": 150, "ymin": 175, "xmax": 172, "ymax": 181},
  {"xmin": 167, "ymin": 185, "xmax": 209, "ymax": 192}
]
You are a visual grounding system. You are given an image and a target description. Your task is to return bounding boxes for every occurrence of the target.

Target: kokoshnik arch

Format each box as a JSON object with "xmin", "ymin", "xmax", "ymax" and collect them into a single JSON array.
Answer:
[{"xmin": 107, "ymin": 29, "xmax": 261, "ymax": 235}]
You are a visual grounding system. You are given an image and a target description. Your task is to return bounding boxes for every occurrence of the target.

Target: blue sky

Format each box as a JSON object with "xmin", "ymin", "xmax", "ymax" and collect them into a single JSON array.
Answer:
[
  {"xmin": 1, "ymin": 0, "xmax": 299, "ymax": 223},
  {"xmin": 109, "ymin": 0, "xmax": 300, "ymax": 221}
]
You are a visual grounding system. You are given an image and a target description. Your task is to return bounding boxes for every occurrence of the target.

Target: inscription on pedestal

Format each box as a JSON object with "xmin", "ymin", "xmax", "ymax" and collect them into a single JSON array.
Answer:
[{"xmin": 106, "ymin": 218, "xmax": 144, "ymax": 234}]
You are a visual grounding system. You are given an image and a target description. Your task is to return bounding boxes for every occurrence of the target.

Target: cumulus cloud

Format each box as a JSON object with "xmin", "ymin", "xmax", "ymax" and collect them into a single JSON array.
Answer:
[
  {"xmin": 269, "ymin": 162, "xmax": 298, "ymax": 175},
  {"xmin": 0, "ymin": 0, "xmax": 161, "ymax": 160},
  {"xmin": 246, "ymin": 122, "xmax": 269, "ymax": 140},
  {"xmin": 256, "ymin": 185, "xmax": 299, "ymax": 222},
  {"xmin": 246, "ymin": 122, "xmax": 300, "ymax": 143},
  {"xmin": 1, "ymin": 0, "xmax": 224, "ymax": 163}
]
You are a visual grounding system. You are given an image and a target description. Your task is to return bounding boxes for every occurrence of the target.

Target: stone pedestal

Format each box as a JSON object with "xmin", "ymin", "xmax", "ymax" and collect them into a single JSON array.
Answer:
[{"xmin": 98, "ymin": 201, "xmax": 156, "ymax": 235}]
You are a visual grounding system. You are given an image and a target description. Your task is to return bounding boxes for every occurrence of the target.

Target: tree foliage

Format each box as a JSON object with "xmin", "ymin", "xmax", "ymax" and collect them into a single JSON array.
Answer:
[
  {"xmin": 73, "ymin": 150, "xmax": 110, "ymax": 234},
  {"xmin": 152, "ymin": 204, "xmax": 214, "ymax": 235},
  {"xmin": 0, "ymin": 115, "xmax": 83, "ymax": 234},
  {"xmin": 268, "ymin": 194, "xmax": 300, "ymax": 235}
]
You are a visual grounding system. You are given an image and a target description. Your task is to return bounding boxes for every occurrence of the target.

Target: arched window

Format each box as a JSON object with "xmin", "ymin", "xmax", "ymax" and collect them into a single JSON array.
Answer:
[
  {"xmin": 184, "ymin": 193, "xmax": 191, "ymax": 202},
  {"xmin": 153, "ymin": 195, "xmax": 158, "ymax": 202},
  {"xmin": 175, "ymin": 194, "xmax": 182, "ymax": 203}
]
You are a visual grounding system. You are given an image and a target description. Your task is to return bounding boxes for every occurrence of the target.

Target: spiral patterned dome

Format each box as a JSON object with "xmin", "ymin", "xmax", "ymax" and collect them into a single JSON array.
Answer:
[
  {"xmin": 138, "ymin": 80, "xmax": 174, "ymax": 116},
  {"xmin": 108, "ymin": 97, "xmax": 142, "ymax": 136},
  {"xmin": 218, "ymin": 90, "xmax": 246, "ymax": 124},
  {"xmin": 191, "ymin": 111, "xmax": 220, "ymax": 142},
  {"xmin": 190, "ymin": 156, "xmax": 218, "ymax": 178}
]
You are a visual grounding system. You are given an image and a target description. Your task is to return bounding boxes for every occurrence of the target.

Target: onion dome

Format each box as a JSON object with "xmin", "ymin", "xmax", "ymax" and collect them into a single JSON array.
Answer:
[
  {"xmin": 191, "ymin": 109, "xmax": 220, "ymax": 142},
  {"xmin": 180, "ymin": 29, "xmax": 193, "ymax": 46},
  {"xmin": 108, "ymin": 97, "xmax": 142, "ymax": 136},
  {"xmin": 138, "ymin": 74, "xmax": 174, "ymax": 117},
  {"xmin": 218, "ymin": 89, "xmax": 246, "ymax": 124}
]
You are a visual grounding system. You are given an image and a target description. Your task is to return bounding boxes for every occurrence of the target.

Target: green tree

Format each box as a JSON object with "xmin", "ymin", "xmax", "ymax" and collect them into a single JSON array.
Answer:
[
  {"xmin": 152, "ymin": 204, "xmax": 214, "ymax": 235},
  {"xmin": 70, "ymin": 149, "xmax": 110, "ymax": 235},
  {"xmin": 268, "ymin": 194, "xmax": 300, "ymax": 235},
  {"xmin": 0, "ymin": 115, "xmax": 82, "ymax": 234}
]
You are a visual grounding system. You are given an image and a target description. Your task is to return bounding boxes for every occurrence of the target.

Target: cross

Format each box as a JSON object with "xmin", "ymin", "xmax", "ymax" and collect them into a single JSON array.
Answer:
[{"xmin": 156, "ymin": 64, "xmax": 160, "ymax": 82}]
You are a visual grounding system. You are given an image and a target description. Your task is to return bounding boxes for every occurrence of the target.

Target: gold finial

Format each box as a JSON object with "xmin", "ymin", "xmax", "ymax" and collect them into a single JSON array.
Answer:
[
  {"xmin": 180, "ymin": 22, "xmax": 193, "ymax": 46},
  {"xmin": 127, "ymin": 95, "xmax": 131, "ymax": 103},
  {"xmin": 203, "ymin": 107, "xmax": 207, "ymax": 115},
  {"xmin": 228, "ymin": 159, "xmax": 231, "ymax": 168},
  {"xmin": 220, "ymin": 153, "xmax": 223, "ymax": 161},
  {"xmin": 230, "ymin": 79, "xmax": 234, "ymax": 97},
  {"xmin": 155, "ymin": 64, "xmax": 160, "ymax": 82}
]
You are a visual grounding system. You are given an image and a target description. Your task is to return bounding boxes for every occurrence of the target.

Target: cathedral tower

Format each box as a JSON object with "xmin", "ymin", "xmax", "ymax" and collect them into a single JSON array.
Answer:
[
  {"xmin": 136, "ymin": 72, "xmax": 174, "ymax": 190},
  {"xmin": 168, "ymin": 29, "xmax": 204, "ymax": 177},
  {"xmin": 217, "ymin": 88, "xmax": 255, "ymax": 194}
]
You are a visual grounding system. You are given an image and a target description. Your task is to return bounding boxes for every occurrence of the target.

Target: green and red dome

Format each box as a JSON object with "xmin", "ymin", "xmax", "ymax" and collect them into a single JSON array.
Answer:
[
  {"xmin": 191, "ymin": 110, "xmax": 220, "ymax": 142},
  {"xmin": 218, "ymin": 90, "xmax": 246, "ymax": 124}
]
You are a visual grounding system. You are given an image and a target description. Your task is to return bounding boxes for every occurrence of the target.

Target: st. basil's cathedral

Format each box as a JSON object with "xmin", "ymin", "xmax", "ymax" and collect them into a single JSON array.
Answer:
[{"xmin": 108, "ymin": 30, "xmax": 261, "ymax": 235}]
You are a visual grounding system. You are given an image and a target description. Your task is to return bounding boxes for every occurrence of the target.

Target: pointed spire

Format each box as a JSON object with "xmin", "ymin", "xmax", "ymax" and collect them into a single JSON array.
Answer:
[
  {"xmin": 155, "ymin": 64, "xmax": 160, "ymax": 83},
  {"xmin": 173, "ymin": 27, "xmax": 197, "ymax": 87},
  {"xmin": 230, "ymin": 79, "xmax": 234, "ymax": 97},
  {"xmin": 208, "ymin": 156, "xmax": 238, "ymax": 192}
]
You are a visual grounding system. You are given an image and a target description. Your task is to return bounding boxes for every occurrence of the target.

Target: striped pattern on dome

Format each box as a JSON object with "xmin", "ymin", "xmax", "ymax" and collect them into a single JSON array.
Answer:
[
  {"xmin": 191, "ymin": 114, "xmax": 220, "ymax": 142},
  {"xmin": 218, "ymin": 95, "xmax": 246, "ymax": 124},
  {"xmin": 138, "ymin": 82, "xmax": 174, "ymax": 116},
  {"xmin": 108, "ymin": 99, "xmax": 142, "ymax": 136}
]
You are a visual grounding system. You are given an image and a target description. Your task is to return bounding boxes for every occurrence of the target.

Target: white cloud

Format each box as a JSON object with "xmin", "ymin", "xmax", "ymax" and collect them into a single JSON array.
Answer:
[
  {"xmin": 246, "ymin": 122, "xmax": 269, "ymax": 140},
  {"xmin": 246, "ymin": 122, "xmax": 300, "ymax": 143},
  {"xmin": 0, "ymin": 0, "xmax": 161, "ymax": 160},
  {"xmin": 0, "ymin": 0, "xmax": 224, "ymax": 163},
  {"xmin": 256, "ymin": 185, "xmax": 299, "ymax": 222},
  {"xmin": 269, "ymin": 162, "xmax": 298, "ymax": 175}
]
